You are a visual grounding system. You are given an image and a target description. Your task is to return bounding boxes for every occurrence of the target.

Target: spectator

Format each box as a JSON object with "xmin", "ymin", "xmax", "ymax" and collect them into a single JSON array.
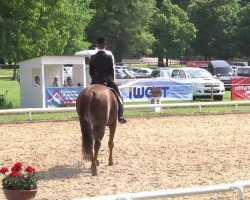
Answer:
[
  {"xmin": 34, "ymin": 76, "xmax": 40, "ymax": 87},
  {"xmin": 51, "ymin": 76, "xmax": 59, "ymax": 87},
  {"xmin": 64, "ymin": 76, "xmax": 73, "ymax": 87}
]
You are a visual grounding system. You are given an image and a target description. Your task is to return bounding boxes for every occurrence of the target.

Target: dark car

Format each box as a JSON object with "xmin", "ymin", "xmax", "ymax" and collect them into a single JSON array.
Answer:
[{"xmin": 207, "ymin": 60, "xmax": 234, "ymax": 90}]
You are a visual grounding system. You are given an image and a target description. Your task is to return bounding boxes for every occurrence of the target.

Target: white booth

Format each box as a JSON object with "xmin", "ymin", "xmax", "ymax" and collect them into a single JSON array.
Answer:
[{"xmin": 19, "ymin": 56, "xmax": 86, "ymax": 108}]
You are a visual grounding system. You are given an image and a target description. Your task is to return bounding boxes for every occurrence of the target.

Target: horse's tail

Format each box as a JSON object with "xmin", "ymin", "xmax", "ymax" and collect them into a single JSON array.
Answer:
[{"xmin": 76, "ymin": 88, "xmax": 94, "ymax": 161}]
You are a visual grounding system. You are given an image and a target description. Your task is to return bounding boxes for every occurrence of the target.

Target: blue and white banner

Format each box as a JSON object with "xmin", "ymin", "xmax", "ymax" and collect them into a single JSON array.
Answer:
[
  {"xmin": 45, "ymin": 87, "xmax": 83, "ymax": 108},
  {"xmin": 116, "ymin": 78, "xmax": 193, "ymax": 102}
]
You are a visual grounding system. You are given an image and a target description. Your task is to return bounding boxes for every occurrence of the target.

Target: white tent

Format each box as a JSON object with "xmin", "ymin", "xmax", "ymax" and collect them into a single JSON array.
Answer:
[
  {"xmin": 75, "ymin": 49, "xmax": 114, "ymax": 59},
  {"xmin": 19, "ymin": 56, "xmax": 86, "ymax": 108},
  {"xmin": 75, "ymin": 49, "xmax": 115, "ymax": 82}
]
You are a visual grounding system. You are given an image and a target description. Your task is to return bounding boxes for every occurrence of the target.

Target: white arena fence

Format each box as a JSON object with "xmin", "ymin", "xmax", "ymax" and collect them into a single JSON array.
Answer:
[
  {"xmin": 73, "ymin": 180, "xmax": 250, "ymax": 200},
  {"xmin": 0, "ymin": 100, "xmax": 250, "ymax": 120}
]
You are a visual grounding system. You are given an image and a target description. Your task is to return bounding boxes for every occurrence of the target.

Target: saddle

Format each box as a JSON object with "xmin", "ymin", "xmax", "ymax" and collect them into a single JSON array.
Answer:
[{"xmin": 109, "ymin": 87, "xmax": 123, "ymax": 105}]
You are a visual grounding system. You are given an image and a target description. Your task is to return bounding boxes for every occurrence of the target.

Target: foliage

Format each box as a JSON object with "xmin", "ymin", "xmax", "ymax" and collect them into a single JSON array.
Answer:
[
  {"xmin": 0, "ymin": 0, "xmax": 249, "ymax": 66},
  {"xmin": 87, "ymin": 0, "xmax": 155, "ymax": 62},
  {"xmin": 0, "ymin": 0, "xmax": 94, "ymax": 63},
  {"xmin": 188, "ymin": 0, "xmax": 241, "ymax": 59},
  {"xmin": 151, "ymin": 0, "xmax": 196, "ymax": 65},
  {"xmin": 0, "ymin": 75, "xmax": 20, "ymax": 108},
  {"xmin": 0, "ymin": 162, "xmax": 40, "ymax": 190},
  {"xmin": 170, "ymin": 0, "xmax": 191, "ymax": 9},
  {"xmin": 0, "ymin": 90, "xmax": 13, "ymax": 109},
  {"xmin": 237, "ymin": 3, "xmax": 250, "ymax": 57}
]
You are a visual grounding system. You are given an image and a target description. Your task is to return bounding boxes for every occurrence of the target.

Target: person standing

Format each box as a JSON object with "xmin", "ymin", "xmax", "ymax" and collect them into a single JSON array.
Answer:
[{"xmin": 89, "ymin": 37, "xmax": 127, "ymax": 123}]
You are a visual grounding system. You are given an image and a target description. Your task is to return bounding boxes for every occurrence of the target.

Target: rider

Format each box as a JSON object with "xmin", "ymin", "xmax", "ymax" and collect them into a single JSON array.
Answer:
[{"xmin": 89, "ymin": 37, "xmax": 127, "ymax": 124}]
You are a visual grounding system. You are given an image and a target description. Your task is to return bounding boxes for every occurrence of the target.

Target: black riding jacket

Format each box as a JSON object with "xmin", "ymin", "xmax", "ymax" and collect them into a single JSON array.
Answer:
[{"xmin": 89, "ymin": 51, "xmax": 114, "ymax": 84}]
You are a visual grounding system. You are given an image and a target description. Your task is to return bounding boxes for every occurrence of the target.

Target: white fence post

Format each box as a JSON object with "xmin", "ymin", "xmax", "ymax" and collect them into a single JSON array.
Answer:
[{"xmin": 29, "ymin": 111, "xmax": 32, "ymax": 120}]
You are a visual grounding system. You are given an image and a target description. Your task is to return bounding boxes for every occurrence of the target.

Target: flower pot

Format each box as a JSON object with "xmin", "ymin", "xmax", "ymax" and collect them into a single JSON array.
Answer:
[
  {"xmin": 3, "ymin": 189, "xmax": 37, "ymax": 200},
  {"xmin": 151, "ymin": 93, "xmax": 161, "ymax": 97}
]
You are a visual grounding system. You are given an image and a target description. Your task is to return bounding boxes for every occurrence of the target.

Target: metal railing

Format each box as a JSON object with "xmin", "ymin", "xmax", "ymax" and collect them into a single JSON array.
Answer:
[
  {"xmin": 74, "ymin": 180, "xmax": 250, "ymax": 200},
  {"xmin": 0, "ymin": 100, "xmax": 250, "ymax": 120}
]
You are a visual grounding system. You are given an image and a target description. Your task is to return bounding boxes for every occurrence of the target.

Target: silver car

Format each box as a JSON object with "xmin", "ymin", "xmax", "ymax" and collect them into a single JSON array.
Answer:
[{"xmin": 170, "ymin": 67, "xmax": 225, "ymax": 101}]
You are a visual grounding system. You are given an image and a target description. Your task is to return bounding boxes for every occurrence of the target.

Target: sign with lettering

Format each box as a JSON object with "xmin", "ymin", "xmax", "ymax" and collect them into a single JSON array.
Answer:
[
  {"xmin": 231, "ymin": 78, "xmax": 250, "ymax": 100},
  {"xmin": 117, "ymin": 78, "xmax": 193, "ymax": 102},
  {"xmin": 45, "ymin": 87, "xmax": 83, "ymax": 107}
]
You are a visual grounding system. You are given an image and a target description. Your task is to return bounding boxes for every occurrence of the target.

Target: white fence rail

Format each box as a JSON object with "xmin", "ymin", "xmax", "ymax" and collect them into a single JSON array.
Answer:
[
  {"xmin": 0, "ymin": 100, "xmax": 250, "ymax": 120},
  {"xmin": 74, "ymin": 180, "xmax": 250, "ymax": 200}
]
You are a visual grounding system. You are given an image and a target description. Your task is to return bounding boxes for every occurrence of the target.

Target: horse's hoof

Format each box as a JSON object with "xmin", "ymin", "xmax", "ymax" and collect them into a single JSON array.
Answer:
[
  {"xmin": 91, "ymin": 164, "xmax": 97, "ymax": 176},
  {"xmin": 108, "ymin": 161, "xmax": 113, "ymax": 166},
  {"xmin": 91, "ymin": 170, "xmax": 97, "ymax": 176}
]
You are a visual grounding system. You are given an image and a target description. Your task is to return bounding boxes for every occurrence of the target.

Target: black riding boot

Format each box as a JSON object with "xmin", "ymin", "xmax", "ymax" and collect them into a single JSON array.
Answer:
[{"xmin": 118, "ymin": 100, "xmax": 127, "ymax": 124}]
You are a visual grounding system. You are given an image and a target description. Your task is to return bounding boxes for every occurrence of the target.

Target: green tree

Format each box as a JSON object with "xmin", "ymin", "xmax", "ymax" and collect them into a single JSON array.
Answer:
[
  {"xmin": 170, "ymin": 0, "xmax": 191, "ymax": 10},
  {"xmin": 87, "ymin": 0, "xmax": 155, "ymax": 62},
  {"xmin": 0, "ymin": 0, "xmax": 93, "ymax": 79},
  {"xmin": 237, "ymin": 3, "xmax": 250, "ymax": 57},
  {"xmin": 188, "ymin": 0, "xmax": 241, "ymax": 60},
  {"xmin": 151, "ymin": 0, "xmax": 196, "ymax": 66}
]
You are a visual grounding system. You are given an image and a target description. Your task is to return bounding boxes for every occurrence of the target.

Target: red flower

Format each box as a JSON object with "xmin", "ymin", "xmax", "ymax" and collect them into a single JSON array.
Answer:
[
  {"xmin": 0, "ymin": 167, "xmax": 9, "ymax": 174},
  {"xmin": 25, "ymin": 166, "xmax": 36, "ymax": 173},
  {"xmin": 11, "ymin": 162, "xmax": 22, "ymax": 172},
  {"xmin": 9, "ymin": 171, "xmax": 18, "ymax": 177}
]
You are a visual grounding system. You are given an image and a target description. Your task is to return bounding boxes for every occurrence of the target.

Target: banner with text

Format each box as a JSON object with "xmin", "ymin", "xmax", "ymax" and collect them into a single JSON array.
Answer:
[
  {"xmin": 45, "ymin": 87, "xmax": 83, "ymax": 108},
  {"xmin": 231, "ymin": 78, "xmax": 250, "ymax": 100},
  {"xmin": 117, "ymin": 78, "xmax": 193, "ymax": 102}
]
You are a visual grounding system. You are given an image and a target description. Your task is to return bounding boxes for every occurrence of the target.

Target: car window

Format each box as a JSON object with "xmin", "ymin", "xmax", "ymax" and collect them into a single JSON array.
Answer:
[
  {"xmin": 214, "ymin": 67, "xmax": 233, "ymax": 75},
  {"xmin": 171, "ymin": 70, "xmax": 179, "ymax": 78},
  {"xmin": 138, "ymin": 70, "xmax": 148, "ymax": 74},
  {"xmin": 151, "ymin": 70, "xmax": 160, "ymax": 77},
  {"xmin": 179, "ymin": 70, "xmax": 186, "ymax": 78},
  {"xmin": 186, "ymin": 70, "xmax": 212, "ymax": 78},
  {"xmin": 160, "ymin": 71, "xmax": 169, "ymax": 77}
]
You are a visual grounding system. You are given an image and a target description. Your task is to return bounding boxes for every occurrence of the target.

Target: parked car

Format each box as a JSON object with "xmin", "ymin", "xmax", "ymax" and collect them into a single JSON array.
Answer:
[
  {"xmin": 230, "ymin": 62, "xmax": 248, "ymax": 74},
  {"xmin": 115, "ymin": 67, "xmax": 135, "ymax": 79},
  {"xmin": 207, "ymin": 60, "xmax": 234, "ymax": 90},
  {"xmin": 170, "ymin": 67, "xmax": 225, "ymax": 101},
  {"xmin": 150, "ymin": 67, "xmax": 172, "ymax": 78},
  {"xmin": 115, "ymin": 68, "xmax": 127, "ymax": 79},
  {"xmin": 137, "ymin": 68, "xmax": 153, "ymax": 76},
  {"xmin": 131, "ymin": 67, "xmax": 141, "ymax": 74},
  {"xmin": 235, "ymin": 67, "xmax": 250, "ymax": 77}
]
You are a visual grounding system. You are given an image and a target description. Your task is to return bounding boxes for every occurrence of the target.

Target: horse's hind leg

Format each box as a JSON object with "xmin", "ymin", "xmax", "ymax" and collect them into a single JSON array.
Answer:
[
  {"xmin": 91, "ymin": 125, "xmax": 105, "ymax": 176},
  {"xmin": 108, "ymin": 121, "xmax": 117, "ymax": 166}
]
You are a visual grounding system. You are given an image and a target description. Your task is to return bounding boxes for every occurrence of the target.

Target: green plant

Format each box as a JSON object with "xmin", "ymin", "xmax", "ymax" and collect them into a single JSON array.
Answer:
[
  {"xmin": 0, "ymin": 90, "xmax": 13, "ymax": 109},
  {"xmin": 0, "ymin": 162, "xmax": 39, "ymax": 190}
]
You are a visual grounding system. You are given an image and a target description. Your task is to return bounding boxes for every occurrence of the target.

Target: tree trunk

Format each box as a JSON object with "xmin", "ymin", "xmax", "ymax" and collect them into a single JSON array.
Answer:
[
  {"xmin": 158, "ymin": 57, "xmax": 165, "ymax": 67},
  {"xmin": 165, "ymin": 56, "xmax": 169, "ymax": 67},
  {"xmin": 11, "ymin": 63, "xmax": 17, "ymax": 81},
  {"xmin": 114, "ymin": 52, "xmax": 123, "ymax": 64}
]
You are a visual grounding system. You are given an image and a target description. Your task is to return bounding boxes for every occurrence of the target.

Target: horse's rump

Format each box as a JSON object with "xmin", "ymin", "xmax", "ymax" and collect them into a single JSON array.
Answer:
[{"xmin": 76, "ymin": 84, "xmax": 118, "ymax": 161}]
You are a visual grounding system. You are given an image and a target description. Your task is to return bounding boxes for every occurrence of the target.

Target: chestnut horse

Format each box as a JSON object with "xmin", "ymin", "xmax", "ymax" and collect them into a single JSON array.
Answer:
[{"xmin": 76, "ymin": 84, "xmax": 118, "ymax": 176}]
